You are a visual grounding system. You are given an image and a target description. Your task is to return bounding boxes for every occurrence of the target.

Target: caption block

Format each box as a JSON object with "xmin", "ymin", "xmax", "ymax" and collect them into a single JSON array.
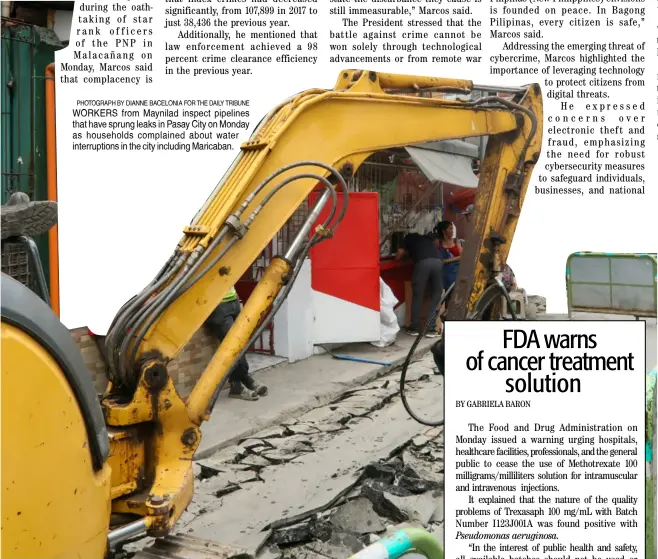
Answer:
[{"xmin": 444, "ymin": 320, "xmax": 646, "ymax": 559}]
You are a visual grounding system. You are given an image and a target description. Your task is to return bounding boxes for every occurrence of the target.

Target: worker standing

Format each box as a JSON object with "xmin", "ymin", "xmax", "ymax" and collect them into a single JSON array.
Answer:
[
  {"xmin": 396, "ymin": 231, "xmax": 443, "ymax": 337},
  {"xmin": 434, "ymin": 221, "xmax": 461, "ymax": 291},
  {"xmin": 205, "ymin": 286, "xmax": 268, "ymax": 401}
]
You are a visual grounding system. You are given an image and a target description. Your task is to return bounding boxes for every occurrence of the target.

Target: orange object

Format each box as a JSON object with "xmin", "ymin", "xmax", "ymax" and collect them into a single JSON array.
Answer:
[
  {"xmin": 447, "ymin": 187, "xmax": 476, "ymax": 211},
  {"xmin": 45, "ymin": 63, "xmax": 59, "ymax": 316}
]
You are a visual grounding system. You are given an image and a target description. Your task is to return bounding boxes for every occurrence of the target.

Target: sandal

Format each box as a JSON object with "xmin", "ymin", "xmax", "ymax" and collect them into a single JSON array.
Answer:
[
  {"xmin": 245, "ymin": 375, "xmax": 268, "ymax": 397},
  {"xmin": 228, "ymin": 387, "xmax": 259, "ymax": 401}
]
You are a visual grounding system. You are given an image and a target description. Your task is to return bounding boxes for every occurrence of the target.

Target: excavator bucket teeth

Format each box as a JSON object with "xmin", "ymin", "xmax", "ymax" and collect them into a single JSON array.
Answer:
[{"xmin": 132, "ymin": 534, "xmax": 254, "ymax": 559}]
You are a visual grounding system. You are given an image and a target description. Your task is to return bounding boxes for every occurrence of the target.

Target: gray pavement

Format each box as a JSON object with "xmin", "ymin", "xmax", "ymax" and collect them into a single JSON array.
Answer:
[
  {"xmin": 128, "ymin": 352, "xmax": 444, "ymax": 558},
  {"xmin": 198, "ymin": 313, "xmax": 656, "ymax": 459},
  {"xmin": 189, "ymin": 362, "xmax": 442, "ymax": 552},
  {"xmin": 197, "ymin": 334, "xmax": 437, "ymax": 459}
]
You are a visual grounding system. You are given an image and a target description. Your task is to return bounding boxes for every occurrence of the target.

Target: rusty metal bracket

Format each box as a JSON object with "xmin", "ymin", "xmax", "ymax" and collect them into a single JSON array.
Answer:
[
  {"xmin": 487, "ymin": 232, "xmax": 506, "ymax": 275},
  {"xmin": 103, "ymin": 361, "xmax": 201, "ymax": 538},
  {"xmin": 503, "ymin": 171, "xmax": 523, "ymax": 197}
]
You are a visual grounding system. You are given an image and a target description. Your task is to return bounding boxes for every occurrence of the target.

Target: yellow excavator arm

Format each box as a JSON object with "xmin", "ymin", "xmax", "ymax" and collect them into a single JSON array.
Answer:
[
  {"xmin": 1, "ymin": 70, "xmax": 542, "ymax": 556},
  {"xmin": 100, "ymin": 69, "xmax": 542, "ymax": 543}
]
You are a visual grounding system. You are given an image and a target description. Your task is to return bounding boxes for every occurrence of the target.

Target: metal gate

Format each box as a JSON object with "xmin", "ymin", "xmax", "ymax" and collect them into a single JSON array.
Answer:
[
  {"xmin": 566, "ymin": 252, "xmax": 657, "ymax": 318},
  {"xmin": 243, "ymin": 152, "xmax": 439, "ymax": 354},
  {"xmin": 1, "ymin": 20, "xmax": 63, "ymax": 286}
]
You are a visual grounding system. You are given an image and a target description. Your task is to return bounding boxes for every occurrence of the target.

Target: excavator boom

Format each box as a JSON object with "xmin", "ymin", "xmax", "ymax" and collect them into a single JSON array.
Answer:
[
  {"xmin": 100, "ymin": 69, "xmax": 542, "ymax": 545},
  {"xmin": 1, "ymin": 70, "xmax": 542, "ymax": 558}
]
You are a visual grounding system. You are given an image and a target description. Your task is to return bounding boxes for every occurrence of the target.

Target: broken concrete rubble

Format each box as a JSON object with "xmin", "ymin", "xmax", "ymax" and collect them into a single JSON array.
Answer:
[
  {"xmin": 260, "ymin": 406, "xmax": 445, "ymax": 558},
  {"xmin": 527, "ymin": 295, "xmax": 547, "ymax": 318},
  {"xmin": 261, "ymin": 451, "xmax": 300, "ymax": 465},
  {"xmin": 257, "ymin": 426, "xmax": 288, "ymax": 439},
  {"xmin": 383, "ymin": 492, "xmax": 438, "ymax": 525},
  {"xmin": 242, "ymin": 454, "xmax": 272, "ymax": 468},
  {"xmin": 121, "ymin": 354, "xmax": 443, "ymax": 559},
  {"xmin": 306, "ymin": 532, "xmax": 364, "ymax": 559},
  {"xmin": 329, "ymin": 498, "xmax": 387, "ymax": 535},
  {"xmin": 197, "ymin": 469, "xmax": 260, "ymax": 497},
  {"xmin": 266, "ymin": 435, "xmax": 315, "ymax": 452},
  {"xmin": 402, "ymin": 450, "xmax": 444, "ymax": 487},
  {"xmin": 287, "ymin": 423, "xmax": 321, "ymax": 435}
]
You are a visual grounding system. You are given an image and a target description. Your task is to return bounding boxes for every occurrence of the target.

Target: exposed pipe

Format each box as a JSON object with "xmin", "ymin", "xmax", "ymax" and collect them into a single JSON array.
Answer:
[
  {"xmin": 45, "ymin": 63, "xmax": 59, "ymax": 316},
  {"xmin": 107, "ymin": 518, "xmax": 148, "ymax": 548}
]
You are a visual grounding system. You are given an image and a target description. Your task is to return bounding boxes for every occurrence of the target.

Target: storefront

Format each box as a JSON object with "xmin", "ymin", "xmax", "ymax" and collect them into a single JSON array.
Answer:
[{"xmin": 236, "ymin": 139, "xmax": 481, "ymax": 362}]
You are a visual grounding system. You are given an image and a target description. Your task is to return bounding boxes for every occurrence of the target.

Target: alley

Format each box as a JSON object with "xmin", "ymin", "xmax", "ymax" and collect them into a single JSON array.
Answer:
[{"xmin": 126, "ymin": 353, "xmax": 444, "ymax": 559}]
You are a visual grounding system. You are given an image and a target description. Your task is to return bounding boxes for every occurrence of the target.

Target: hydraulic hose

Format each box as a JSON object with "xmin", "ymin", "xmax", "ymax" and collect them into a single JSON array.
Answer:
[
  {"xmin": 108, "ymin": 249, "xmax": 178, "ymax": 335},
  {"xmin": 468, "ymin": 95, "xmax": 538, "ymax": 175},
  {"xmin": 106, "ymin": 253, "xmax": 183, "ymax": 382},
  {"xmin": 206, "ymin": 178, "xmax": 348, "ymax": 411},
  {"xmin": 120, "ymin": 232, "xmax": 232, "ymax": 380},
  {"xmin": 112, "ymin": 160, "xmax": 347, "ymax": 390},
  {"xmin": 183, "ymin": 172, "xmax": 339, "ymax": 294},
  {"xmin": 124, "ymin": 166, "xmax": 344, "ymax": 380},
  {"xmin": 189, "ymin": 90, "xmax": 319, "ymax": 225}
]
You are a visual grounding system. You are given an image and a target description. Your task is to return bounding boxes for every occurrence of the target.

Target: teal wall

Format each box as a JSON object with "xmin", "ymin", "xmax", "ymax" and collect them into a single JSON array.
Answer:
[{"xmin": 1, "ymin": 21, "xmax": 64, "ymax": 284}]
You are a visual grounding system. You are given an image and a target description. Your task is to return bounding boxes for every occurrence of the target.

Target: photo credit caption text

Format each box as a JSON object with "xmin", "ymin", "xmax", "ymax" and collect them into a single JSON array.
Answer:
[{"xmin": 444, "ymin": 320, "xmax": 646, "ymax": 559}]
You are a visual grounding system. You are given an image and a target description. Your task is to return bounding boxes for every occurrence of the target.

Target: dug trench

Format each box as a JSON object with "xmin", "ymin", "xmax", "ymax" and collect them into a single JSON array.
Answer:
[{"xmin": 120, "ymin": 354, "xmax": 444, "ymax": 559}]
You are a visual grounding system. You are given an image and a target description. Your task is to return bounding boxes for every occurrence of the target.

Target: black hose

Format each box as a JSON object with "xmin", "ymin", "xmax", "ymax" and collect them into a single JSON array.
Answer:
[
  {"xmin": 398, "ymin": 283, "xmax": 454, "ymax": 428},
  {"xmin": 399, "ymin": 280, "xmax": 519, "ymax": 427},
  {"xmin": 468, "ymin": 95, "xmax": 538, "ymax": 175},
  {"xmin": 204, "ymin": 169, "xmax": 349, "ymax": 410},
  {"xmin": 185, "ymin": 173, "xmax": 338, "ymax": 293},
  {"xmin": 106, "ymin": 255, "xmax": 184, "ymax": 382}
]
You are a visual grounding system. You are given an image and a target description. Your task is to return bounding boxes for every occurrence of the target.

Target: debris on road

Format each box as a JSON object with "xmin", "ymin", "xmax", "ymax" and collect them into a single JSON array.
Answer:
[
  {"xmin": 526, "ymin": 295, "xmax": 547, "ymax": 319},
  {"xmin": 119, "ymin": 354, "xmax": 443, "ymax": 559}
]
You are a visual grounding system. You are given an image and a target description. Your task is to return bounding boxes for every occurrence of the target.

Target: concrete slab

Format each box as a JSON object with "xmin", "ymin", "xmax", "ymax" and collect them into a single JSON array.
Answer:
[
  {"xmin": 185, "ymin": 383, "xmax": 442, "ymax": 551},
  {"xmin": 330, "ymin": 498, "xmax": 387, "ymax": 535},
  {"xmin": 247, "ymin": 353, "xmax": 287, "ymax": 373},
  {"xmin": 196, "ymin": 334, "xmax": 437, "ymax": 459}
]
